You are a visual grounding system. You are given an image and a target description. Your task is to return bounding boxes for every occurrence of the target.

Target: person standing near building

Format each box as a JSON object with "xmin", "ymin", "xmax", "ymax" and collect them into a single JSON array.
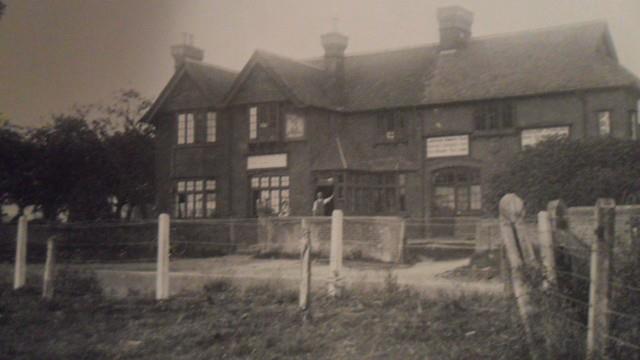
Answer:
[{"xmin": 312, "ymin": 192, "xmax": 334, "ymax": 216}]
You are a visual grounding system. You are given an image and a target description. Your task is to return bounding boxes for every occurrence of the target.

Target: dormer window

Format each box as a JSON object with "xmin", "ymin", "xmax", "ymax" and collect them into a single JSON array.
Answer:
[
  {"xmin": 177, "ymin": 113, "xmax": 195, "ymax": 144},
  {"xmin": 474, "ymin": 102, "xmax": 514, "ymax": 131}
]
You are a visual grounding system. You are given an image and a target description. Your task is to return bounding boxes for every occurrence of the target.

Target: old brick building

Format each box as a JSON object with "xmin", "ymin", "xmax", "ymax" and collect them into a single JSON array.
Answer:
[{"xmin": 145, "ymin": 6, "xmax": 640, "ymax": 221}]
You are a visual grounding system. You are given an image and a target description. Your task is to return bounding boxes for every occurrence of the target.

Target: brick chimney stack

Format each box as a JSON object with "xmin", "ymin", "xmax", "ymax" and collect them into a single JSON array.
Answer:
[
  {"xmin": 171, "ymin": 33, "xmax": 204, "ymax": 71},
  {"xmin": 437, "ymin": 6, "xmax": 474, "ymax": 51},
  {"xmin": 321, "ymin": 19, "xmax": 348, "ymax": 106}
]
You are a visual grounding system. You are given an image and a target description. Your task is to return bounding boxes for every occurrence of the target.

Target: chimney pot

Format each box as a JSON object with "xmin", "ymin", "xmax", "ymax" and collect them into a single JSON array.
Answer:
[
  {"xmin": 171, "ymin": 36, "xmax": 204, "ymax": 71},
  {"xmin": 437, "ymin": 6, "xmax": 474, "ymax": 51}
]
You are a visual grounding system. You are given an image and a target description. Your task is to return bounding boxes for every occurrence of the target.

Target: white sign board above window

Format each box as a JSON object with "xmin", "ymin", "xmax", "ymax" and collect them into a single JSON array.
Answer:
[
  {"xmin": 247, "ymin": 153, "xmax": 287, "ymax": 170},
  {"xmin": 521, "ymin": 126, "xmax": 569, "ymax": 147},
  {"xmin": 426, "ymin": 135, "xmax": 469, "ymax": 158}
]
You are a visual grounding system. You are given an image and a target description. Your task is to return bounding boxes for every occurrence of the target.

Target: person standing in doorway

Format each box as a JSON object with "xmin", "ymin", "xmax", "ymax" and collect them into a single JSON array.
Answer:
[{"xmin": 312, "ymin": 192, "xmax": 334, "ymax": 216}]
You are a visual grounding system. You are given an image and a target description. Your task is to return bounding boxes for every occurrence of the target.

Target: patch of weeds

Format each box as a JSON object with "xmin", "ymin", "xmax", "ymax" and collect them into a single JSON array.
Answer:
[
  {"xmin": 244, "ymin": 282, "xmax": 298, "ymax": 306},
  {"xmin": 55, "ymin": 268, "xmax": 103, "ymax": 299}
]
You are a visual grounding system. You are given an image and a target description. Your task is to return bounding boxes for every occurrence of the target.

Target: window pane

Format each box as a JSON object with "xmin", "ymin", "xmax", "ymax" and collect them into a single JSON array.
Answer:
[
  {"xmin": 195, "ymin": 193, "xmax": 204, "ymax": 218},
  {"xmin": 251, "ymin": 177, "xmax": 259, "ymax": 189},
  {"xmin": 281, "ymin": 189, "xmax": 289, "ymax": 201},
  {"xmin": 177, "ymin": 181, "xmax": 186, "ymax": 192},
  {"xmin": 598, "ymin": 111, "xmax": 611, "ymax": 136},
  {"xmin": 249, "ymin": 106, "xmax": 257, "ymax": 139},
  {"xmin": 186, "ymin": 114, "xmax": 195, "ymax": 143},
  {"xmin": 186, "ymin": 181, "xmax": 194, "ymax": 192},
  {"xmin": 434, "ymin": 187, "xmax": 455, "ymax": 211},
  {"xmin": 177, "ymin": 115, "xmax": 186, "ymax": 144},
  {"xmin": 456, "ymin": 187, "xmax": 470, "ymax": 211},
  {"xmin": 270, "ymin": 176, "xmax": 280, "ymax": 187},
  {"xmin": 195, "ymin": 180, "xmax": 203, "ymax": 191},
  {"xmin": 207, "ymin": 112, "xmax": 216, "ymax": 142},
  {"xmin": 270, "ymin": 190, "xmax": 280, "ymax": 213},
  {"xmin": 260, "ymin": 177, "xmax": 269, "ymax": 188},
  {"xmin": 186, "ymin": 194, "xmax": 195, "ymax": 217},
  {"xmin": 206, "ymin": 193, "xmax": 216, "ymax": 217},
  {"xmin": 281, "ymin": 176, "xmax": 290, "ymax": 187},
  {"xmin": 205, "ymin": 180, "xmax": 216, "ymax": 190},
  {"xmin": 470, "ymin": 185, "xmax": 482, "ymax": 210}
]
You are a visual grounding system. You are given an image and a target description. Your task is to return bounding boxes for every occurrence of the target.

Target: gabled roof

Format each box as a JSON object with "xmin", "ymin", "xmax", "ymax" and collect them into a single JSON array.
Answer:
[
  {"xmin": 142, "ymin": 60, "xmax": 237, "ymax": 123},
  {"xmin": 305, "ymin": 20, "xmax": 639, "ymax": 111},
  {"xmin": 223, "ymin": 50, "xmax": 334, "ymax": 108}
]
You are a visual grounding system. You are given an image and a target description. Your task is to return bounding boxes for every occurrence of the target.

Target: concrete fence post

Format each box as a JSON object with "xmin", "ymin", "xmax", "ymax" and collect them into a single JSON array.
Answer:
[
  {"xmin": 156, "ymin": 213, "xmax": 170, "ymax": 300},
  {"xmin": 587, "ymin": 198, "xmax": 615, "ymax": 360},
  {"xmin": 328, "ymin": 210, "xmax": 344, "ymax": 297},
  {"xmin": 398, "ymin": 218, "xmax": 406, "ymax": 263},
  {"xmin": 42, "ymin": 236, "xmax": 56, "ymax": 299},
  {"xmin": 537, "ymin": 211, "xmax": 557, "ymax": 288},
  {"xmin": 299, "ymin": 218, "xmax": 311, "ymax": 321},
  {"xmin": 14, "ymin": 216, "xmax": 28, "ymax": 290}
]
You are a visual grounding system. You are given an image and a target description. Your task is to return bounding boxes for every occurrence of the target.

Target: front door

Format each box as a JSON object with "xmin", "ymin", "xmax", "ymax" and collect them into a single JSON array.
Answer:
[{"xmin": 431, "ymin": 167, "xmax": 482, "ymax": 237}]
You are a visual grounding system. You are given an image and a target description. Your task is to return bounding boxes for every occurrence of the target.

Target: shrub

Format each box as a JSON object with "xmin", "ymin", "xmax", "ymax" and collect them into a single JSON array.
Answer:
[{"xmin": 488, "ymin": 138, "xmax": 640, "ymax": 214}]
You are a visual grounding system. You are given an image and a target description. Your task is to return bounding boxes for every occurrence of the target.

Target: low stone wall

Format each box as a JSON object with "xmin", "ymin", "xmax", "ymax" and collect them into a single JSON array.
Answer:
[
  {"xmin": 258, "ymin": 216, "xmax": 405, "ymax": 263},
  {"xmin": 474, "ymin": 204, "xmax": 640, "ymax": 253}
]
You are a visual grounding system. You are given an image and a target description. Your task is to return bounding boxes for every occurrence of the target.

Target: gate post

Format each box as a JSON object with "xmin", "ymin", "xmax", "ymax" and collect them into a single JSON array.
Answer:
[{"xmin": 328, "ymin": 210, "xmax": 343, "ymax": 297}]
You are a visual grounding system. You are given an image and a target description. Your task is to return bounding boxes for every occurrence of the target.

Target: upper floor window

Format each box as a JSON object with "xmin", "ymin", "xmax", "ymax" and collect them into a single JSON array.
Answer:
[
  {"xmin": 474, "ymin": 102, "xmax": 514, "ymax": 131},
  {"xmin": 206, "ymin": 112, "xmax": 217, "ymax": 143},
  {"xmin": 597, "ymin": 110, "xmax": 611, "ymax": 136},
  {"xmin": 177, "ymin": 113, "xmax": 195, "ymax": 144},
  {"xmin": 377, "ymin": 112, "xmax": 405, "ymax": 142},
  {"xmin": 521, "ymin": 126, "xmax": 570, "ymax": 148},
  {"xmin": 248, "ymin": 103, "xmax": 280, "ymax": 142}
]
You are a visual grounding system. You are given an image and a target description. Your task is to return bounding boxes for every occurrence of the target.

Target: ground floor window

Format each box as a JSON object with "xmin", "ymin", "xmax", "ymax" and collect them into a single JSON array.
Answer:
[
  {"xmin": 432, "ymin": 167, "xmax": 481, "ymax": 216},
  {"xmin": 323, "ymin": 171, "xmax": 407, "ymax": 215},
  {"xmin": 250, "ymin": 174, "xmax": 290, "ymax": 216},
  {"xmin": 174, "ymin": 179, "xmax": 216, "ymax": 218}
]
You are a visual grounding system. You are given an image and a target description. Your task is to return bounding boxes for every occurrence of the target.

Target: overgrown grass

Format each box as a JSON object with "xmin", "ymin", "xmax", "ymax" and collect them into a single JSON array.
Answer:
[{"xmin": 0, "ymin": 273, "xmax": 531, "ymax": 359}]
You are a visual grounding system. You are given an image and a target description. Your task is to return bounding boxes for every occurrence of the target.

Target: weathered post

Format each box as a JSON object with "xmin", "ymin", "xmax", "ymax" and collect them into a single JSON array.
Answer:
[
  {"xmin": 328, "ymin": 209, "xmax": 344, "ymax": 297},
  {"xmin": 587, "ymin": 198, "xmax": 615, "ymax": 360},
  {"xmin": 398, "ymin": 218, "xmax": 406, "ymax": 263},
  {"xmin": 537, "ymin": 210, "xmax": 556, "ymax": 288},
  {"xmin": 499, "ymin": 194, "xmax": 545, "ymax": 360},
  {"xmin": 42, "ymin": 236, "xmax": 57, "ymax": 299},
  {"xmin": 299, "ymin": 218, "xmax": 311, "ymax": 321},
  {"xmin": 156, "ymin": 213, "xmax": 170, "ymax": 300},
  {"xmin": 14, "ymin": 216, "xmax": 28, "ymax": 290}
]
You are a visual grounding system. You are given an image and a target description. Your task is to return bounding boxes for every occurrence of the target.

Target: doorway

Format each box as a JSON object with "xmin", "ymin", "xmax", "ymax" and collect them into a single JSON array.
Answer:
[{"xmin": 314, "ymin": 185, "xmax": 334, "ymax": 216}]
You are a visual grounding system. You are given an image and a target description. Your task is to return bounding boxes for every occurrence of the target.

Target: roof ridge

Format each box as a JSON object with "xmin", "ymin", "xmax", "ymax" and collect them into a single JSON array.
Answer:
[
  {"xmin": 300, "ymin": 19, "xmax": 608, "ymax": 62},
  {"xmin": 184, "ymin": 58, "xmax": 239, "ymax": 75},
  {"xmin": 255, "ymin": 49, "xmax": 326, "ymax": 72}
]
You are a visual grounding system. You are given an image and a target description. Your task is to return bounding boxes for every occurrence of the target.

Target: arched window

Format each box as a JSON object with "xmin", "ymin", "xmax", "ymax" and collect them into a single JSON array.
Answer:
[{"xmin": 432, "ymin": 167, "xmax": 482, "ymax": 216}]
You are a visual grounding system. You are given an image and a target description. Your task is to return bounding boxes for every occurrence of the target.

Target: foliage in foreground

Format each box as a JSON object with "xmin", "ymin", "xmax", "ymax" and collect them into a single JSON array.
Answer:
[
  {"xmin": 488, "ymin": 138, "xmax": 640, "ymax": 214},
  {"xmin": 0, "ymin": 278, "xmax": 529, "ymax": 359}
]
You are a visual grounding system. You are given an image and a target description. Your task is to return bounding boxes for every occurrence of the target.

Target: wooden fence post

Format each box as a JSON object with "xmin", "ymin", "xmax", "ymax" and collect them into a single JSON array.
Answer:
[
  {"xmin": 42, "ymin": 236, "xmax": 56, "ymax": 300},
  {"xmin": 499, "ymin": 194, "xmax": 545, "ymax": 360},
  {"xmin": 398, "ymin": 218, "xmax": 406, "ymax": 263},
  {"xmin": 156, "ymin": 213, "xmax": 170, "ymax": 300},
  {"xmin": 537, "ymin": 211, "xmax": 557, "ymax": 288},
  {"xmin": 587, "ymin": 198, "xmax": 615, "ymax": 360},
  {"xmin": 328, "ymin": 210, "xmax": 344, "ymax": 297},
  {"xmin": 299, "ymin": 219, "xmax": 311, "ymax": 321},
  {"xmin": 14, "ymin": 216, "xmax": 27, "ymax": 290}
]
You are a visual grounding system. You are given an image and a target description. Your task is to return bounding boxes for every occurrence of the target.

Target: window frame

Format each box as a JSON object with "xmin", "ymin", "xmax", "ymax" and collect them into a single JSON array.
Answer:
[
  {"xmin": 596, "ymin": 110, "xmax": 612, "ymax": 136},
  {"xmin": 376, "ymin": 112, "xmax": 406, "ymax": 143},
  {"xmin": 473, "ymin": 102, "xmax": 516, "ymax": 133},
  {"xmin": 177, "ymin": 112, "xmax": 195, "ymax": 145},
  {"xmin": 248, "ymin": 103, "xmax": 282, "ymax": 143},
  {"xmin": 206, "ymin": 111, "xmax": 217, "ymax": 143},
  {"xmin": 250, "ymin": 174, "xmax": 290, "ymax": 216},
  {"xmin": 174, "ymin": 178, "xmax": 217, "ymax": 218}
]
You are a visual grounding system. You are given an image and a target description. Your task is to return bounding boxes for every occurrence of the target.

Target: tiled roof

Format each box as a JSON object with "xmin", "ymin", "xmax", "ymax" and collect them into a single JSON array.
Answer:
[{"xmin": 184, "ymin": 60, "xmax": 237, "ymax": 105}]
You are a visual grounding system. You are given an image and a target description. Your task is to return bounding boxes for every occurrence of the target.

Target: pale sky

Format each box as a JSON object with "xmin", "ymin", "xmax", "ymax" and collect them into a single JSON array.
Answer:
[{"xmin": 1, "ymin": 0, "xmax": 639, "ymax": 127}]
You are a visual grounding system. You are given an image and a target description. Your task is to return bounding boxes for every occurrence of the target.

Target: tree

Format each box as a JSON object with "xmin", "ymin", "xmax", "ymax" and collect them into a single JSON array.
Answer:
[
  {"xmin": 29, "ymin": 116, "xmax": 112, "ymax": 221},
  {"xmin": 0, "ymin": 1, "xmax": 6, "ymax": 20},
  {"xmin": 488, "ymin": 138, "xmax": 640, "ymax": 214},
  {"xmin": 0, "ymin": 124, "xmax": 37, "ymax": 220}
]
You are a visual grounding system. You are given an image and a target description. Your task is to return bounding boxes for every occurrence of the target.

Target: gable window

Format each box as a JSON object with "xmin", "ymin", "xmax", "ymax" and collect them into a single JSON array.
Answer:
[
  {"xmin": 177, "ymin": 113, "xmax": 195, "ymax": 144},
  {"xmin": 248, "ymin": 103, "xmax": 280, "ymax": 142},
  {"xmin": 206, "ymin": 112, "xmax": 217, "ymax": 142},
  {"xmin": 597, "ymin": 110, "xmax": 611, "ymax": 136},
  {"xmin": 174, "ymin": 179, "xmax": 217, "ymax": 218},
  {"xmin": 377, "ymin": 112, "xmax": 405, "ymax": 142},
  {"xmin": 474, "ymin": 102, "xmax": 514, "ymax": 131}
]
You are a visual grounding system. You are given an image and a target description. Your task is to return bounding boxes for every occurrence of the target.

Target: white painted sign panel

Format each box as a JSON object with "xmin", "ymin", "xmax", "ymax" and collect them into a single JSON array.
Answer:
[
  {"xmin": 521, "ymin": 126, "xmax": 569, "ymax": 147},
  {"xmin": 426, "ymin": 135, "xmax": 469, "ymax": 158},
  {"xmin": 247, "ymin": 153, "xmax": 287, "ymax": 170}
]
